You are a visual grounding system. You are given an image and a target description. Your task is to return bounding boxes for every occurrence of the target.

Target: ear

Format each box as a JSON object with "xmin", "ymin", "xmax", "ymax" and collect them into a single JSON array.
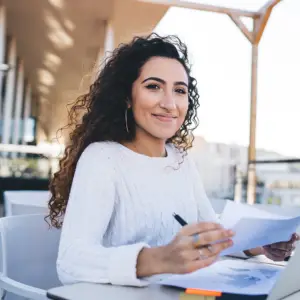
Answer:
[{"xmin": 126, "ymin": 98, "xmax": 132, "ymax": 109}]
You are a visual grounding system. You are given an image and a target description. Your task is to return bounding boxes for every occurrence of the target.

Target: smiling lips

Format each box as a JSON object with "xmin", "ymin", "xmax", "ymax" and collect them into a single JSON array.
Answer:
[{"xmin": 152, "ymin": 113, "xmax": 177, "ymax": 122}]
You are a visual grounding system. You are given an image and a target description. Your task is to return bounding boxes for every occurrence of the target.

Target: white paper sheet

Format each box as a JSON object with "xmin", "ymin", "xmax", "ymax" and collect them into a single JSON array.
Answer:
[
  {"xmin": 160, "ymin": 259, "xmax": 283, "ymax": 295},
  {"xmin": 219, "ymin": 201, "xmax": 300, "ymax": 256},
  {"xmin": 220, "ymin": 201, "xmax": 290, "ymax": 228}
]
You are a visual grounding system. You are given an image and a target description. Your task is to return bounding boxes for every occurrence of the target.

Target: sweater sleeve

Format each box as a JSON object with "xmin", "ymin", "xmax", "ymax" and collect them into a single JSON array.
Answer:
[{"xmin": 57, "ymin": 143, "xmax": 150, "ymax": 287}]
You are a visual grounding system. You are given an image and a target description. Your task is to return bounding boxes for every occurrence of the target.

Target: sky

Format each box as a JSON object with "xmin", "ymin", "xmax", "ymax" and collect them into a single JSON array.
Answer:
[{"xmin": 154, "ymin": 0, "xmax": 300, "ymax": 157}]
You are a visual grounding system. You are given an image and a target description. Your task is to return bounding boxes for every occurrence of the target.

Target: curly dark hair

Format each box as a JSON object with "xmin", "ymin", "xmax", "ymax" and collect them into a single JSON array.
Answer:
[{"xmin": 47, "ymin": 33, "xmax": 200, "ymax": 228}]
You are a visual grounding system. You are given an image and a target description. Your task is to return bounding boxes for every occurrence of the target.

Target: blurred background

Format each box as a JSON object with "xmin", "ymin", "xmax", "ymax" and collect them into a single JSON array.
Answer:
[{"xmin": 0, "ymin": 0, "xmax": 299, "ymax": 214}]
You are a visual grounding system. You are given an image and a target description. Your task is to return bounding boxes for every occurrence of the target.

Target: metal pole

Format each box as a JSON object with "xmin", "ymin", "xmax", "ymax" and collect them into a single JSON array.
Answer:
[
  {"xmin": 0, "ymin": 5, "xmax": 6, "ymax": 121},
  {"xmin": 246, "ymin": 21, "xmax": 259, "ymax": 205},
  {"xmin": 2, "ymin": 38, "xmax": 17, "ymax": 146},
  {"xmin": 22, "ymin": 83, "xmax": 32, "ymax": 145},
  {"xmin": 12, "ymin": 60, "xmax": 25, "ymax": 147},
  {"xmin": 234, "ymin": 164, "xmax": 243, "ymax": 202}
]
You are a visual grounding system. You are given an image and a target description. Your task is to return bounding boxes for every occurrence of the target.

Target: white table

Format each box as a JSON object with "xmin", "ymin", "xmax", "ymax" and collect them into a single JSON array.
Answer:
[
  {"xmin": 46, "ymin": 257, "xmax": 293, "ymax": 300},
  {"xmin": 47, "ymin": 283, "xmax": 179, "ymax": 300},
  {"xmin": 46, "ymin": 282, "xmax": 300, "ymax": 300}
]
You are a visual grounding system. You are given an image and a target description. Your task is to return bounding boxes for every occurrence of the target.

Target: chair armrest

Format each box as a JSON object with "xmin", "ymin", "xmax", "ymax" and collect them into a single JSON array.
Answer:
[{"xmin": 0, "ymin": 275, "xmax": 47, "ymax": 300}]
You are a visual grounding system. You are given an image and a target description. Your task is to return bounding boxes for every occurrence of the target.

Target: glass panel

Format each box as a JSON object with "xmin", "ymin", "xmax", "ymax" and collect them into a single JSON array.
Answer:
[{"xmin": 0, "ymin": 153, "xmax": 54, "ymax": 179}]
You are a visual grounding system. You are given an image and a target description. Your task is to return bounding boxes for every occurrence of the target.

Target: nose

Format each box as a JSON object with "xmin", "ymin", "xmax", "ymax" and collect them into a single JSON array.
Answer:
[{"xmin": 160, "ymin": 91, "xmax": 176, "ymax": 110}]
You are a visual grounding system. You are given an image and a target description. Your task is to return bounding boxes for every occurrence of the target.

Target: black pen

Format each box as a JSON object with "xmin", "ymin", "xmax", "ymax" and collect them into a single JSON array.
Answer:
[{"xmin": 173, "ymin": 212, "xmax": 188, "ymax": 226}]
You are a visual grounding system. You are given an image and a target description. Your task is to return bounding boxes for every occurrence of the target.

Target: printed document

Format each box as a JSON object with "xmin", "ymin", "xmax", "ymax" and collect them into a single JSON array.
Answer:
[
  {"xmin": 160, "ymin": 259, "xmax": 283, "ymax": 295},
  {"xmin": 219, "ymin": 201, "xmax": 300, "ymax": 256}
]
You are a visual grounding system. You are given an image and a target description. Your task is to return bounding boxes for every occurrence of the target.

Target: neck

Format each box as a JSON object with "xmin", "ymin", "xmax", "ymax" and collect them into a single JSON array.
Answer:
[{"xmin": 123, "ymin": 131, "xmax": 167, "ymax": 158}]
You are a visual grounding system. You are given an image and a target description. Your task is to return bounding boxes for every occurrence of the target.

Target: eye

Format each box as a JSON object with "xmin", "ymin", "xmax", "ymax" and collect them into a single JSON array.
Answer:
[
  {"xmin": 175, "ymin": 88, "xmax": 187, "ymax": 95},
  {"xmin": 145, "ymin": 84, "xmax": 160, "ymax": 90}
]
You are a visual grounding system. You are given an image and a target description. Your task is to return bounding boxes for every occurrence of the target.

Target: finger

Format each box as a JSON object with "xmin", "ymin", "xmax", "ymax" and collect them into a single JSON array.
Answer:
[
  {"xmin": 270, "ymin": 242, "xmax": 294, "ymax": 251},
  {"xmin": 269, "ymin": 249, "xmax": 287, "ymax": 256},
  {"xmin": 264, "ymin": 248, "xmax": 286, "ymax": 261},
  {"xmin": 265, "ymin": 245, "xmax": 289, "ymax": 254},
  {"xmin": 270, "ymin": 253, "xmax": 286, "ymax": 262},
  {"xmin": 292, "ymin": 233, "xmax": 300, "ymax": 241},
  {"xmin": 198, "ymin": 240, "xmax": 233, "ymax": 258},
  {"xmin": 269, "ymin": 241, "xmax": 291, "ymax": 250},
  {"xmin": 267, "ymin": 248, "xmax": 292, "ymax": 259},
  {"xmin": 193, "ymin": 229, "xmax": 235, "ymax": 247},
  {"xmin": 180, "ymin": 222, "xmax": 223, "ymax": 237},
  {"xmin": 183, "ymin": 255, "xmax": 218, "ymax": 274}
]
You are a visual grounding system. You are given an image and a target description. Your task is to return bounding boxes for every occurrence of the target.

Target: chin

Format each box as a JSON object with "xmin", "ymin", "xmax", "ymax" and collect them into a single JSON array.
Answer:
[{"xmin": 150, "ymin": 130, "xmax": 177, "ymax": 141}]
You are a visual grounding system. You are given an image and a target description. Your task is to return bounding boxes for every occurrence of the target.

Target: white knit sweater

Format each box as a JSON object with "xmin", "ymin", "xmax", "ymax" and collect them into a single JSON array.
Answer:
[{"xmin": 56, "ymin": 141, "xmax": 223, "ymax": 287}]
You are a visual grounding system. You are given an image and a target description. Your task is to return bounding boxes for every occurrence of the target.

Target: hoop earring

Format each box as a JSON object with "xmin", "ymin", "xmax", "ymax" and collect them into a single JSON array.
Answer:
[{"xmin": 125, "ymin": 109, "xmax": 129, "ymax": 133}]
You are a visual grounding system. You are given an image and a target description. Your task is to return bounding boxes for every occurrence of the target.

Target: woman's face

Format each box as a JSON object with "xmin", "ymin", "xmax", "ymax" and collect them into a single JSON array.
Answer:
[{"xmin": 131, "ymin": 56, "xmax": 189, "ymax": 141}]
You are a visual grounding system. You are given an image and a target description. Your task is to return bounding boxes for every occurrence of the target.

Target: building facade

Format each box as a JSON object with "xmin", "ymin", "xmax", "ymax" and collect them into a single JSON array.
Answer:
[{"xmin": 190, "ymin": 136, "xmax": 299, "ymax": 206}]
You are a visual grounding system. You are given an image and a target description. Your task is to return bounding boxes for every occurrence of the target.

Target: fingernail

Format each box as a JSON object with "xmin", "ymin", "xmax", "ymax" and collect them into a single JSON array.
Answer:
[{"xmin": 228, "ymin": 230, "xmax": 235, "ymax": 236}]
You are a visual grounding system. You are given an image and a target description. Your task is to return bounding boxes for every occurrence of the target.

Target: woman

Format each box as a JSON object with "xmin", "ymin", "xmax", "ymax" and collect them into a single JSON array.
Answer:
[{"xmin": 48, "ymin": 34, "xmax": 298, "ymax": 287}]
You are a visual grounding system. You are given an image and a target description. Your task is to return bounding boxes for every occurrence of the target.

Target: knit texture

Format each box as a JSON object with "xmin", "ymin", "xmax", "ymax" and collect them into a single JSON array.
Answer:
[{"xmin": 57, "ymin": 141, "xmax": 219, "ymax": 286}]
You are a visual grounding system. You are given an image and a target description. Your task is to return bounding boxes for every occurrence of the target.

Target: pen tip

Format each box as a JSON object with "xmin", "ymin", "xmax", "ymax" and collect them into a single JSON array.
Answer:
[{"xmin": 172, "ymin": 213, "xmax": 176, "ymax": 217}]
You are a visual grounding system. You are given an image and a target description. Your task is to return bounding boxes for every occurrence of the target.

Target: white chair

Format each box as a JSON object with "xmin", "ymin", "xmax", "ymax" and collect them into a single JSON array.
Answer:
[
  {"xmin": 3, "ymin": 191, "xmax": 50, "ymax": 216},
  {"xmin": 0, "ymin": 214, "xmax": 61, "ymax": 300}
]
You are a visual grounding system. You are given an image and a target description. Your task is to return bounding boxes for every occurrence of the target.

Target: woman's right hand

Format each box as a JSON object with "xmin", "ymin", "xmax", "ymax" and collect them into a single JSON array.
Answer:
[
  {"xmin": 136, "ymin": 222, "xmax": 234, "ymax": 278},
  {"xmin": 158, "ymin": 222, "xmax": 234, "ymax": 274}
]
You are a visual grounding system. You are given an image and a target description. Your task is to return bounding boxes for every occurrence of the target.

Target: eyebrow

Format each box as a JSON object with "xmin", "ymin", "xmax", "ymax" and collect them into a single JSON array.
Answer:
[{"xmin": 141, "ymin": 77, "xmax": 188, "ymax": 88}]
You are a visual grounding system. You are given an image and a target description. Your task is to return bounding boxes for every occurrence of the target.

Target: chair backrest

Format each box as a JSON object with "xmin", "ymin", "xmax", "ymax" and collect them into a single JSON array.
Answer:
[
  {"xmin": 0, "ymin": 214, "xmax": 61, "ymax": 299},
  {"xmin": 3, "ymin": 191, "xmax": 50, "ymax": 216}
]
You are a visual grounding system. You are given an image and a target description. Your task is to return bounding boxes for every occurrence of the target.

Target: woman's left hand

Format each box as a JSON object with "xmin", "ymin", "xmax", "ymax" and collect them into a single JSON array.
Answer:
[{"xmin": 262, "ymin": 233, "xmax": 300, "ymax": 261}]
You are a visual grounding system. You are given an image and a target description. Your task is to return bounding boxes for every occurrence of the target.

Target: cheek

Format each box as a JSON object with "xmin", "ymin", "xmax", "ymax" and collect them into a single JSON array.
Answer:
[
  {"xmin": 178, "ymin": 100, "xmax": 189, "ymax": 120},
  {"xmin": 132, "ymin": 90, "xmax": 159, "ymax": 119},
  {"xmin": 131, "ymin": 99, "xmax": 152, "ymax": 124}
]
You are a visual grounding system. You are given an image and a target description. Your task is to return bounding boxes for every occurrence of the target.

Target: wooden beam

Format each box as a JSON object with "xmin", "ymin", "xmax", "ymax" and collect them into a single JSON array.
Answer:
[
  {"xmin": 137, "ymin": 0, "xmax": 259, "ymax": 18},
  {"xmin": 255, "ymin": 8, "xmax": 272, "ymax": 44},
  {"xmin": 228, "ymin": 14, "xmax": 253, "ymax": 44},
  {"xmin": 255, "ymin": 0, "xmax": 283, "ymax": 44},
  {"xmin": 259, "ymin": 0, "xmax": 283, "ymax": 11},
  {"xmin": 247, "ymin": 39, "xmax": 259, "ymax": 204}
]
